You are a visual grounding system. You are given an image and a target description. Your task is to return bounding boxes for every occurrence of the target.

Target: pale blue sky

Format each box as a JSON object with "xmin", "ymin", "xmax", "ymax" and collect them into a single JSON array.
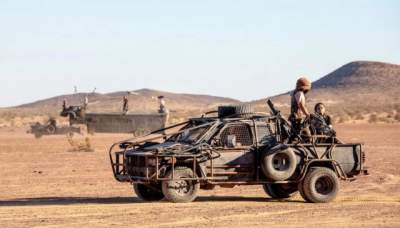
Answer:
[{"xmin": 0, "ymin": 0, "xmax": 399, "ymax": 107}]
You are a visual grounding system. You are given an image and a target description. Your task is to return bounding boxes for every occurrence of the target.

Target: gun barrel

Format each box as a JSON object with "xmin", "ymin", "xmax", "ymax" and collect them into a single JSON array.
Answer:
[{"xmin": 267, "ymin": 99, "xmax": 278, "ymax": 115}]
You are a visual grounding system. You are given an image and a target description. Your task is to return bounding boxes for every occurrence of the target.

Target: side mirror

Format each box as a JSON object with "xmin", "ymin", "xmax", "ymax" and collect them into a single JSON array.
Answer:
[{"xmin": 226, "ymin": 135, "xmax": 237, "ymax": 148}]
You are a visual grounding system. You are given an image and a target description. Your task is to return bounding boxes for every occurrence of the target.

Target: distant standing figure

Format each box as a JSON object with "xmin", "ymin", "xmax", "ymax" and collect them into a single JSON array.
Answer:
[
  {"xmin": 158, "ymin": 96, "xmax": 169, "ymax": 114},
  {"xmin": 83, "ymin": 95, "xmax": 89, "ymax": 110},
  {"xmin": 62, "ymin": 99, "xmax": 67, "ymax": 111},
  {"xmin": 158, "ymin": 96, "xmax": 169, "ymax": 136},
  {"xmin": 122, "ymin": 96, "xmax": 129, "ymax": 114}
]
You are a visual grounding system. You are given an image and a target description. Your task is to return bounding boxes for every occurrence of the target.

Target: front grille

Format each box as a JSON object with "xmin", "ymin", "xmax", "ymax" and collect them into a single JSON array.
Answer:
[
  {"xmin": 126, "ymin": 155, "xmax": 157, "ymax": 179},
  {"xmin": 130, "ymin": 156, "xmax": 145, "ymax": 167}
]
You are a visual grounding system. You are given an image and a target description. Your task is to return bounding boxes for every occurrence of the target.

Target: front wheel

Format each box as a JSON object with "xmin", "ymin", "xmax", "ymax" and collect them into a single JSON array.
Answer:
[
  {"xmin": 162, "ymin": 167, "xmax": 199, "ymax": 203},
  {"xmin": 133, "ymin": 183, "xmax": 164, "ymax": 202},
  {"xmin": 300, "ymin": 167, "xmax": 340, "ymax": 203},
  {"xmin": 263, "ymin": 183, "xmax": 298, "ymax": 199}
]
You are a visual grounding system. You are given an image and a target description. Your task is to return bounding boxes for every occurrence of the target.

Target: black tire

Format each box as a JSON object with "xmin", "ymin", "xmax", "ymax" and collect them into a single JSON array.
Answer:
[
  {"xmin": 162, "ymin": 167, "xmax": 199, "ymax": 203},
  {"xmin": 298, "ymin": 181, "xmax": 311, "ymax": 202},
  {"xmin": 133, "ymin": 183, "xmax": 164, "ymax": 202},
  {"xmin": 46, "ymin": 125, "xmax": 56, "ymax": 134},
  {"xmin": 301, "ymin": 167, "xmax": 339, "ymax": 203},
  {"xmin": 218, "ymin": 104, "xmax": 254, "ymax": 118},
  {"xmin": 263, "ymin": 183, "xmax": 298, "ymax": 199},
  {"xmin": 261, "ymin": 147, "xmax": 297, "ymax": 181}
]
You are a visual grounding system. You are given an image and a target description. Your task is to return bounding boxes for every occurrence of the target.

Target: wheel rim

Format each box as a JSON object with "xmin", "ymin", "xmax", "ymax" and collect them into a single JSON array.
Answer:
[
  {"xmin": 315, "ymin": 176, "xmax": 334, "ymax": 195},
  {"xmin": 170, "ymin": 180, "xmax": 193, "ymax": 196},
  {"xmin": 272, "ymin": 153, "xmax": 290, "ymax": 171}
]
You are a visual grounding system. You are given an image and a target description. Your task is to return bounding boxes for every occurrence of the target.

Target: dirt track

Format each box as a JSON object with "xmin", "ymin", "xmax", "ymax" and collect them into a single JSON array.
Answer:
[{"xmin": 0, "ymin": 124, "xmax": 399, "ymax": 227}]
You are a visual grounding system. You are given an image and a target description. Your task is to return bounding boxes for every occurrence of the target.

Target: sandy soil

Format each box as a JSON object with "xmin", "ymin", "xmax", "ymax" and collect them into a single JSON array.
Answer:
[{"xmin": 0, "ymin": 124, "xmax": 399, "ymax": 227}]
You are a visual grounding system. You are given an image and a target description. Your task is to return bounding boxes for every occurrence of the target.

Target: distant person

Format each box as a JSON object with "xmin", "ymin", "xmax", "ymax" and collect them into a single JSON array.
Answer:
[
  {"xmin": 289, "ymin": 77, "xmax": 312, "ymax": 139},
  {"xmin": 83, "ymin": 95, "xmax": 89, "ymax": 110},
  {"xmin": 62, "ymin": 99, "xmax": 67, "ymax": 111},
  {"xmin": 158, "ymin": 96, "xmax": 169, "ymax": 114},
  {"xmin": 158, "ymin": 96, "xmax": 169, "ymax": 137},
  {"xmin": 48, "ymin": 118, "xmax": 57, "ymax": 127},
  {"xmin": 122, "ymin": 96, "xmax": 129, "ymax": 114}
]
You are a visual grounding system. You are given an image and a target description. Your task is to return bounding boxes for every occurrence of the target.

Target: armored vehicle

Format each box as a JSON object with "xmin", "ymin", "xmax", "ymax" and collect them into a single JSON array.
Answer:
[{"xmin": 109, "ymin": 100, "xmax": 368, "ymax": 203}]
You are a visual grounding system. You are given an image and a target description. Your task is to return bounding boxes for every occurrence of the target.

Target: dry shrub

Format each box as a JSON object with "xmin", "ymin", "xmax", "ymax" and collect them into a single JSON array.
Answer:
[
  {"xmin": 394, "ymin": 113, "xmax": 400, "ymax": 122},
  {"xmin": 369, "ymin": 114, "xmax": 378, "ymax": 123},
  {"xmin": 354, "ymin": 113, "xmax": 364, "ymax": 120},
  {"xmin": 378, "ymin": 116, "xmax": 391, "ymax": 123},
  {"xmin": 337, "ymin": 114, "xmax": 351, "ymax": 123}
]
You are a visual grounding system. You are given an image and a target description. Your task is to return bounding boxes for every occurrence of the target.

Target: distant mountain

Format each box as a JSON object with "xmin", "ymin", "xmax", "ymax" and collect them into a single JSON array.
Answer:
[
  {"xmin": 11, "ymin": 89, "xmax": 239, "ymax": 117},
  {"xmin": 259, "ymin": 61, "xmax": 400, "ymax": 123}
]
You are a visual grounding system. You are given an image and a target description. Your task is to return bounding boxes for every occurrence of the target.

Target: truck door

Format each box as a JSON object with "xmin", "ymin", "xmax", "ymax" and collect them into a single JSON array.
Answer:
[{"xmin": 209, "ymin": 123, "xmax": 255, "ymax": 182}]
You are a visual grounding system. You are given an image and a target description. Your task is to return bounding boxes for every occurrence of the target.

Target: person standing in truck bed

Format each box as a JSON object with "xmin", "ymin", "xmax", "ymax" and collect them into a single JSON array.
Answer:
[{"xmin": 289, "ymin": 77, "xmax": 312, "ymax": 140}]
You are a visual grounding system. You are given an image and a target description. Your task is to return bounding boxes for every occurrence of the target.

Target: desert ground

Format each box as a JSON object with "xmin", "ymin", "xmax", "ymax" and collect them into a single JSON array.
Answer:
[{"xmin": 0, "ymin": 124, "xmax": 399, "ymax": 227}]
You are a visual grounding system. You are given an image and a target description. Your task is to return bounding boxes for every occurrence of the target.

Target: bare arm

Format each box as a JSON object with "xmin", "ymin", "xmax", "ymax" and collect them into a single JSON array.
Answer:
[{"xmin": 298, "ymin": 99, "xmax": 310, "ymax": 117}]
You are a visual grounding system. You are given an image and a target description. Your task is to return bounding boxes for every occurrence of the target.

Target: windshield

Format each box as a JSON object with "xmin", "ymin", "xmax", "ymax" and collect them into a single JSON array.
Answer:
[{"xmin": 168, "ymin": 122, "xmax": 211, "ymax": 144}]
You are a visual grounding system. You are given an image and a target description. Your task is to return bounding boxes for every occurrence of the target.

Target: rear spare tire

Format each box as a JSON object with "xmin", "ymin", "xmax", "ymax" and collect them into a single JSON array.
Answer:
[
  {"xmin": 218, "ymin": 104, "xmax": 254, "ymax": 118},
  {"xmin": 301, "ymin": 167, "xmax": 339, "ymax": 203},
  {"xmin": 133, "ymin": 183, "xmax": 164, "ymax": 202},
  {"xmin": 261, "ymin": 147, "xmax": 297, "ymax": 181}
]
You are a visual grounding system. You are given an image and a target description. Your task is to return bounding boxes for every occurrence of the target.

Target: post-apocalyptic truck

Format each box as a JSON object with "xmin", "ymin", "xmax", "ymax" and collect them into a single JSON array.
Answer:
[{"xmin": 108, "ymin": 100, "xmax": 368, "ymax": 203}]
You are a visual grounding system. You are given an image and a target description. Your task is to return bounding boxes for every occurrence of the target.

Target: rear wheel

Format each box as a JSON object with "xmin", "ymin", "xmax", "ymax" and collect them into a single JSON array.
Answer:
[
  {"xmin": 300, "ymin": 167, "xmax": 339, "ymax": 203},
  {"xmin": 298, "ymin": 181, "xmax": 310, "ymax": 202},
  {"xmin": 46, "ymin": 125, "xmax": 56, "ymax": 134},
  {"xmin": 263, "ymin": 183, "xmax": 298, "ymax": 199},
  {"xmin": 162, "ymin": 167, "xmax": 199, "ymax": 203},
  {"xmin": 133, "ymin": 183, "xmax": 164, "ymax": 202}
]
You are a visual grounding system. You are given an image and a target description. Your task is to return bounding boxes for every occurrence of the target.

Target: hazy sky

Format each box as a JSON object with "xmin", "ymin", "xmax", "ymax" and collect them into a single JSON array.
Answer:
[{"xmin": 1, "ymin": 0, "xmax": 399, "ymax": 107}]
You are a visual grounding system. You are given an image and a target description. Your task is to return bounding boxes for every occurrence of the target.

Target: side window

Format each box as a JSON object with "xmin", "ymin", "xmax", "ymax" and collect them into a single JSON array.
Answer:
[
  {"xmin": 220, "ymin": 124, "xmax": 253, "ymax": 147},
  {"xmin": 256, "ymin": 123, "xmax": 275, "ymax": 143}
]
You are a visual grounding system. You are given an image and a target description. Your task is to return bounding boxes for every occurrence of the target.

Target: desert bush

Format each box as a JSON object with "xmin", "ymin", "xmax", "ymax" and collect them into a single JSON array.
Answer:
[
  {"xmin": 394, "ymin": 113, "xmax": 400, "ymax": 122},
  {"xmin": 369, "ymin": 114, "xmax": 378, "ymax": 123},
  {"xmin": 378, "ymin": 116, "xmax": 391, "ymax": 123},
  {"xmin": 354, "ymin": 112, "xmax": 364, "ymax": 120},
  {"xmin": 337, "ymin": 114, "xmax": 351, "ymax": 124}
]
